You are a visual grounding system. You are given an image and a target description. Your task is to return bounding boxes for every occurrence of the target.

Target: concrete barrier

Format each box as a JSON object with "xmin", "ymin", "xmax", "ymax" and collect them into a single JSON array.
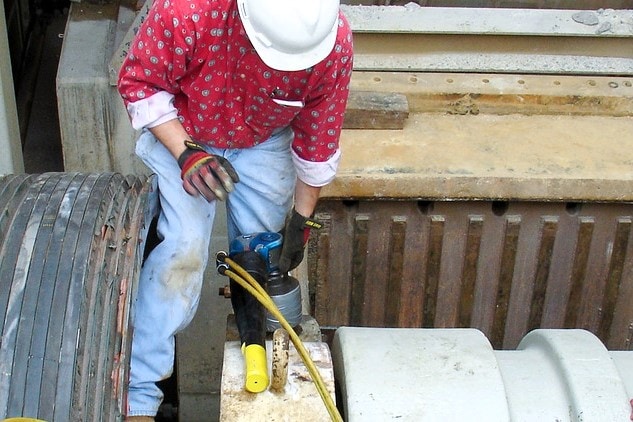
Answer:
[
  {"xmin": 0, "ymin": 0, "xmax": 23, "ymax": 174},
  {"xmin": 332, "ymin": 327, "xmax": 633, "ymax": 421}
]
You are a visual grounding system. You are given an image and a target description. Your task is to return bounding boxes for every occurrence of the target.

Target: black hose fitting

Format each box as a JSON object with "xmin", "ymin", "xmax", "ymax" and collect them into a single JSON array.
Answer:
[
  {"xmin": 217, "ymin": 263, "xmax": 229, "ymax": 275},
  {"xmin": 216, "ymin": 251, "xmax": 229, "ymax": 275}
]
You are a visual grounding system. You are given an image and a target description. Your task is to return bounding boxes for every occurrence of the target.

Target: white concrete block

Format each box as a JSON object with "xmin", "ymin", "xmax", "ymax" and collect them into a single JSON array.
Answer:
[{"xmin": 220, "ymin": 340, "xmax": 335, "ymax": 421}]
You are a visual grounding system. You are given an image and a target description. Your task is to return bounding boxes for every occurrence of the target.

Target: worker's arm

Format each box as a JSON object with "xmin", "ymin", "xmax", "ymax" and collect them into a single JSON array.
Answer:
[
  {"xmin": 148, "ymin": 118, "xmax": 190, "ymax": 159},
  {"xmin": 294, "ymin": 178, "xmax": 321, "ymax": 218}
]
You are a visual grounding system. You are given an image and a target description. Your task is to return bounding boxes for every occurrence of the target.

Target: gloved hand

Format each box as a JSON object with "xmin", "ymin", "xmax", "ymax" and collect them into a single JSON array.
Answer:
[
  {"xmin": 279, "ymin": 208, "xmax": 322, "ymax": 273},
  {"xmin": 177, "ymin": 140, "xmax": 239, "ymax": 202}
]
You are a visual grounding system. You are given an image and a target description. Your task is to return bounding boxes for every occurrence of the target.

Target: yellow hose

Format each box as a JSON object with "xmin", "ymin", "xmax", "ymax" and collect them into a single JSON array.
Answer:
[{"xmin": 223, "ymin": 257, "xmax": 343, "ymax": 422}]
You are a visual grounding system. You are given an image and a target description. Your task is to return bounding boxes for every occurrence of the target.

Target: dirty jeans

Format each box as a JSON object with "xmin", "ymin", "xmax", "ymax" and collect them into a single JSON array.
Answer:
[{"xmin": 127, "ymin": 128, "xmax": 296, "ymax": 416}]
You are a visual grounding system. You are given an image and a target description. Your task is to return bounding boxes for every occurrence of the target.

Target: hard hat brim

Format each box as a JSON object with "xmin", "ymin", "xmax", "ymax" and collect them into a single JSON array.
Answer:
[{"xmin": 238, "ymin": 4, "xmax": 339, "ymax": 72}]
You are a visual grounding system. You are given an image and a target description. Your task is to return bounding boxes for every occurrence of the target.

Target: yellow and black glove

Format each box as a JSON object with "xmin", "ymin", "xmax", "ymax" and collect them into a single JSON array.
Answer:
[{"xmin": 279, "ymin": 208, "xmax": 322, "ymax": 273}]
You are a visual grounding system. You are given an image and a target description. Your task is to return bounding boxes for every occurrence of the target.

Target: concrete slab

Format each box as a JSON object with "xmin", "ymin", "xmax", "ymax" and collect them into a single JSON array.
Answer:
[
  {"xmin": 56, "ymin": 2, "xmax": 145, "ymax": 175},
  {"xmin": 341, "ymin": 5, "xmax": 633, "ymax": 36},
  {"xmin": 220, "ymin": 340, "xmax": 335, "ymax": 421},
  {"xmin": 344, "ymin": 5, "xmax": 633, "ymax": 75},
  {"xmin": 177, "ymin": 393, "xmax": 221, "ymax": 422},
  {"xmin": 324, "ymin": 113, "xmax": 633, "ymax": 201},
  {"xmin": 350, "ymin": 71, "xmax": 633, "ymax": 117},
  {"xmin": 332, "ymin": 327, "xmax": 633, "ymax": 422},
  {"xmin": 332, "ymin": 327, "xmax": 509, "ymax": 422},
  {"xmin": 0, "ymin": 0, "xmax": 23, "ymax": 174}
]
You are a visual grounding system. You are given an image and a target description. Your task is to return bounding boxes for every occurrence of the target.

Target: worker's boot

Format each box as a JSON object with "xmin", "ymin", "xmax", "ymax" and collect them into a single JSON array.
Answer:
[{"xmin": 125, "ymin": 417, "xmax": 154, "ymax": 422}]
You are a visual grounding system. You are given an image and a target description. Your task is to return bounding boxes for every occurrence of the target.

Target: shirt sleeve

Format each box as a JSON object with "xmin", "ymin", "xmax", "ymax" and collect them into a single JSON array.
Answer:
[
  {"xmin": 290, "ymin": 13, "xmax": 353, "ymax": 185},
  {"xmin": 117, "ymin": 0, "xmax": 195, "ymax": 129},
  {"xmin": 125, "ymin": 91, "xmax": 179, "ymax": 130},
  {"xmin": 292, "ymin": 148, "xmax": 341, "ymax": 187}
]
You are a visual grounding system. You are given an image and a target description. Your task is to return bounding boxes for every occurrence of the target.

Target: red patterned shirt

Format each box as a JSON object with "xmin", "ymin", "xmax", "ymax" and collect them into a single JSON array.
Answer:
[{"xmin": 118, "ymin": 0, "xmax": 353, "ymax": 185}]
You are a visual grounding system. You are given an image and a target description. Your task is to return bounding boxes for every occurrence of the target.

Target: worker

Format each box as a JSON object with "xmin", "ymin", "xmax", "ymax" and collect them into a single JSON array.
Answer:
[{"xmin": 117, "ymin": 0, "xmax": 353, "ymax": 419}]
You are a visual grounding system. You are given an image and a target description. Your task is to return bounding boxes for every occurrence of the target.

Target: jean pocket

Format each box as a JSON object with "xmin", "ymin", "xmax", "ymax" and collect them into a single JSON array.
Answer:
[{"xmin": 257, "ymin": 127, "xmax": 293, "ymax": 154}]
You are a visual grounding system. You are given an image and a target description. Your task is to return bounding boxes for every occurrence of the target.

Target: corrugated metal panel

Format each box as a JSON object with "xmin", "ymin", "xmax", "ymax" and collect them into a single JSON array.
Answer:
[{"xmin": 308, "ymin": 200, "xmax": 633, "ymax": 350}]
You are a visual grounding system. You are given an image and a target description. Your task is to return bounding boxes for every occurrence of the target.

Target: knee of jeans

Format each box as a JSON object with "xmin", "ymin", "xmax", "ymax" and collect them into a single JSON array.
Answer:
[
  {"xmin": 160, "ymin": 240, "xmax": 207, "ymax": 286},
  {"xmin": 158, "ymin": 259, "xmax": 204, "ymax": 310}
]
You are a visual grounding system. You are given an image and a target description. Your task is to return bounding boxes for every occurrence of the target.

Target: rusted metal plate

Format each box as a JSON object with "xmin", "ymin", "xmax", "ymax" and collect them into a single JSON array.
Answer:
[{"xmin": 308, "ymin": 200, "xmax": 633, "ymax": 350}]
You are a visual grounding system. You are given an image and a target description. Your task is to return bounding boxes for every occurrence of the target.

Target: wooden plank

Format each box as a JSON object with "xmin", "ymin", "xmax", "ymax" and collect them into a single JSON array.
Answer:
[{"xmin": 343, "ymin": 91, "xmax": 409, "ymax": 130}]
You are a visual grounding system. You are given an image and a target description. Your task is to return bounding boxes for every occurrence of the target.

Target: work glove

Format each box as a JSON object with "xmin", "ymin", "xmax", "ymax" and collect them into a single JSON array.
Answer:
[
  {"xmin": 278, "ymin": 208, "xmax": 322, "ymax": 273},
  {"xmin": 177, "ymin": 140, "xmax": 239, "ymax": 202}
]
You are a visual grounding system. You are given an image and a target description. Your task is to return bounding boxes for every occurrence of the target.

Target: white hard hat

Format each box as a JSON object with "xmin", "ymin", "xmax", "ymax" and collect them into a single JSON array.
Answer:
[{"xmin": 237, "ymin": 0, "xmax": 340, "ymax": 71}]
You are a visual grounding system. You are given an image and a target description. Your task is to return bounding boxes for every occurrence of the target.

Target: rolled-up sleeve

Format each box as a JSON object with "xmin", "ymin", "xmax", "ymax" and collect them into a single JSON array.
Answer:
[
  {"xmin": 292, "ymin": 148, "xmax": 341, "ymax": 187},
  {"xmin": 117, "ymin": 0, "xmax": 192, "ymax": 130},
  {"xmin": 126, "ymin": 91, "xmax": 179, "ymax": 130},
  {"xmin": 290, "ymin": 13, "xmax": 353, "ymax": 186}
]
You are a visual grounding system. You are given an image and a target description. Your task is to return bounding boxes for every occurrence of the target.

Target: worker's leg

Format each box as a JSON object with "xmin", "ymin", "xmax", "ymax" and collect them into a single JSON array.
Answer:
[
  {"xmin": 219, "ymin": 127, "xmax": 296, "ymax": 239},
  {"xmin": 127, "ymin": 131, "xmax": 216, "ymax": 417}
]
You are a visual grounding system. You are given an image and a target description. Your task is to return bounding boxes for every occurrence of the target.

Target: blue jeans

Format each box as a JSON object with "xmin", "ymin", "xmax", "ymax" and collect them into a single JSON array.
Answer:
[{"xmin": 127, "ymin": 128, "xmax": 296, "ymax": 416}]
